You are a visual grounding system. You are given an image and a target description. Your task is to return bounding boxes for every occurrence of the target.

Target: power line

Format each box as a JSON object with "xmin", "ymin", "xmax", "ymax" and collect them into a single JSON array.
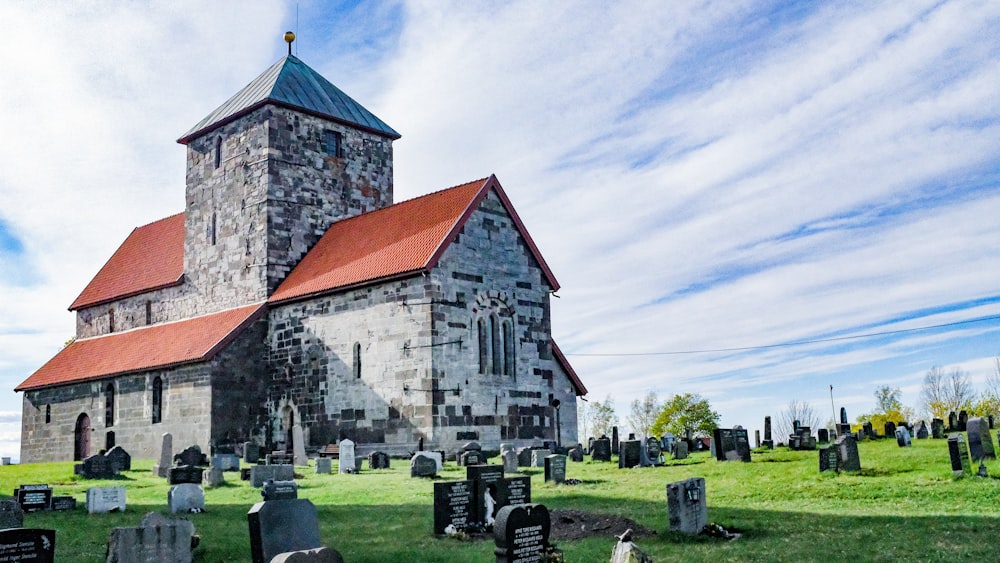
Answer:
[{"xmin": 564, "ymin": 313, "xmax": 1000, "ymax": 357}]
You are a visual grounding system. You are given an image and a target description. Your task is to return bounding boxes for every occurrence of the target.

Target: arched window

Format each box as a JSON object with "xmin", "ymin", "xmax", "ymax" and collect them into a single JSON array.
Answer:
[
  {"xmin": 214, "ymin": 136, "xmax": 223, "ymax": 168},
  {"xmin": 45, "ymin": 404, "xmax": 51, "ymax": 424},
  {"xmin": 478, "ymin": 318, "xmax": 488, "ymax": 374},
  {"xmin": 490, "ymin": 314, "xmax": 501, "ymax": 375},
  {"xmin": 152, "ymin": 376, "xmax": 163, "ymax": 424},
  {"xmin": 105, "ymin": 383, "xmax": 115, "ymax": 427},
  {"xmin": 503, "ymin": 321, "xmax": 514, "ymax": 375},
  {"xmin": 108, "ymin": 308, "xmax": 115, "ymax": 333},
  {"xmin": 353, "ymin": 342, "xmax": 362, "ymax": 379}
]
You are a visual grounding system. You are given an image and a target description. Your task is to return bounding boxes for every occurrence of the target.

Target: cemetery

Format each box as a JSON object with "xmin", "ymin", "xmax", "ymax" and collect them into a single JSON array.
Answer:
[{"xmin": 0, "ymin": 436, "xmax": 998, "ymax": 561}]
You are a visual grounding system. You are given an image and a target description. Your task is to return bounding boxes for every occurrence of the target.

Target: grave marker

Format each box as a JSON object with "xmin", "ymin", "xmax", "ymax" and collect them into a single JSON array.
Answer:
[
  {"xmin": 0, "ymin": 528, "xmax": 55, "ymax": 563},
  {"xmin": 817, "ymin": 428, "xmax": 829, "ymax": 443},
  {"xmin": 203, "ymin": 466, "xmax": 224, "ymax": 488},
  {"xmin": 368, "ymin": 451, "xmax": 391, "ymax": 470},
  {"xmin": 173, "ymin": 445, "xmax": 209, "ymax": 467},
  {"xmin": 530, "ymin": 450, "xmax": 547, "ymax": 468},
  {"xmin": 493, "ymin": 503, "xmax": 551, "ymax": 563},
  {"xmin": 170, "ymin": 465, "xmax": 205, "ymax": 485},
  {"xmin": 14, "ymin": 484, "xmax": 52, "ymax": 512},
  {"xmin": 105, "ymin": 445, "xmax": 132, "ymax": 473},
  {"xmin": 916, "ymin": 421, "xmax": 929, "ymax": 439},
  {"xmin": 262, "ymin": 480, "xmax": 299, "ymax": 501},
  {"xmin": 590, "ymin": 438, "xmax": 612, "ymax": 462},
  {"xmin": 895, "ymin": 427, "xmax": 911, "ymax": 447},
  {"xmin": 168, "ymin": 483, "xmax": 205, "ymax": 513},
  {"xmin": 315, "ymin": 458, "xmax": 332, "ymax": 474},
  {"xmin": 948, "ymin": 433, "xmax": 972, "ymax": 476},
  {"xmin": 292, "ymin": 425, "xmax": 308, "ymax": 467},
  {"xmin": 835, "ymin": 434, "xmax": 861, "ymax": 472},
  {"xmin": 959, "ymin": 410, "xmax": 969, "ymax": 432},
  {"xmin": 338, "ymin": 439, "xmax": 356, "ymax": 474},
  {"xmin": 250, "ymin": 464, "xmax": 295, "ymax": 488},
  {"xmin": 645, "ymin": 438, "xmax": 662, "ymax": 465},
  {"xmin": 212, "ymin": 453, "xmax": 241, "ymax": 471},
  {"xmin": 86, "ymin": 486, "xmax": 126, "ymax": 514},
  {"xmin": 410, "ymin": 453, "xmax": 438, "ymax": 478},
  {"xmin": 544, "ymin": 455, "xmax": 567, "ymax": 484},
  {"xmin": 106, "ymin": 512, "xmax": 196, "ymax": 563},
  {"xmin": 468, "ymin": 464, "xmax": 505, "ymax": 525},
  {"xmin": 666, "ymin": 477, "xmax": 707, "ymax": 534},
  {"xmin": 673, "ymin": 441, "xmax": 689, "ymax": 460},
  {"xmin": 618, "ymin": 440, "xmax": 641, "ymax": 468},
  {"xmin": 0, "ymin": 500, "xmax": 23, "ymax": 530},
  {"xmin": 496, "ymin": 476, "xmax": 531, "ymax": 510},
  {"xmin": 248, "ymin": 499, "xmax": 322, "ymax": 563},
  {"xmin": 75, "ymin": 452, "xmax": 117, "ymax": 479},
  {"xmin": 433, "ymin": 480, "xmax": 473, "ymax": 534},
  {"xmin": 819, "ymin": 445, "xmax": 840, "ymax": 473},
  {"xmin": 50, "ymin": 496, "xmax": 76, "ymax": 512},
  {"xmin": 153, "ymin": 433, "xmax": 173, "ymax": 478},
  {"xmin": 966, "ymin": 417, "xmax": 996, "ymax": 462},
  {"xmin": 243, "ymin": 442, "xmax": 262, "ymax": 464}
]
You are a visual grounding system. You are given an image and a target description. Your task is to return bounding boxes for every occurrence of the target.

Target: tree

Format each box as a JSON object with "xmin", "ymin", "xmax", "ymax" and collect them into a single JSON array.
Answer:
[
  {"xmin": 858, "ymin": 385, "xmax": 915, "ymax": 431},
  {"xmin": 921, "ymin": 366, "xmax": 976, "ymax": 419},
  {"xmin": 576, "ymin": 401, "xmax": 589, "ymax": 443},
  {"xmin": 650, "ymin": 393, "xmax": 720, "ymax": 438},
  {"xmin": 971, "ymin": 357, "xmax": 1000, "ymax": 417},
  {"xmin": 586, "ymin": 395, "xmax": 619, "ymax": 438},
  {"xmin": 626, "ymin": 391, "xmax": 660, "ymax": 439},
  {"xmin": 777, "ymin": 400, "xmax": 821, "ymax": 439}
]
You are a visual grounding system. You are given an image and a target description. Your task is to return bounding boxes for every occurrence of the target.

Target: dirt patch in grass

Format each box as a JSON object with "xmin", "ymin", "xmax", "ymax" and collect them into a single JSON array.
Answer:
[{"xmin": 549, "ymin": 509, "xmax": 657, "ymax": 541}]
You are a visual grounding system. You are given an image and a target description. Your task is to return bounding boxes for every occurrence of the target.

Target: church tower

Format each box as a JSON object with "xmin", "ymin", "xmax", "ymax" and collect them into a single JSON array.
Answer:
[{"xmin": 176, "ymin": 37, "xmax": 400, "ymax": 313}]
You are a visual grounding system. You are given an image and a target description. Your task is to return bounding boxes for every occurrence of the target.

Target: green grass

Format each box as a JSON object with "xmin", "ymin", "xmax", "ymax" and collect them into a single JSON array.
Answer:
[{"xmin": 3, "ymin": 438, "xmax": 999, "ymax": 561}]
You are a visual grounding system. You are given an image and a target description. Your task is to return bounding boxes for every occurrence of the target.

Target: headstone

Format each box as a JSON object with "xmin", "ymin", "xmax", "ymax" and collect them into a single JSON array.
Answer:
[
  {"xmin": 618, "ymin": 440, "xmax": 641, "ymax": 468},
  {"xmin": 0, "ymin": 500, "xmax": 23, "ymax": 530},
  {"xmin": 501, "ymin": 448, "xmax": 518, "ymax": 473},
  {"xmin": 244, "ymin": 441, "xmax": 262, "ymax": 464},
  {"xmin": 966, "ymin": 417, "xmax": 996, "ymax": 462},
  {"xmin": 496, "ymin": 476, "xmax": 531, "ymax": 512},
  {"xmin": 990, "ymin": 415, "xmax": 995, "ymax": 430},
  {"xmin": 836, "ymin": 423, "xmax": 851, "ymax": 437},
  {"xmin": 530, "ymin": 449, "xmax": 547, "ymax": 468},
  {"xmin": 247, "ymin": 499, "xmax": 321, "ymax": 563},
  {"xmin": 591, "ymin": 438, "xmax": 612, "ymax": 462},
  {"xmin": 50, "ymin": 496, "xmax": 76, "ymax": 512},
  {"xmin": 666, "ymin": 477, "xmax": 707, "ymax": 534},
  {"xmin": 734, "ymin": 428, "xmax": 752, "ymax": 461},
  {"xmin": 315, "ymin": 458, "xmax": 332, "ymax": 474},
  {"xmin": 168, "ymin": 483, "xmax": 205, "ymax": 513},
  {"xmin": 673, "ymin": 441, "xmax": 688, "ymax": 460},
  {"xmin": 75, "ymin": 452, "xmax": 117, "ymax": 479},
  {"xmin": 544, "ymin": 455, "xmax": 567, "ymax": 484},
  {"xmin": 885, "ymin": 422, "xmax": 896, "ymax": 439},
  {"xmin": 662, "ymin": 433, "xmax": 675, "ymax": 453},
  {"xmin": 337, "ymin": 439, "xmax": 356, "ymax": 474},
  {"xmin": 959, "ymin": 410, "xmax": 969, "ymax": 432},
  {"xmin": 709, "ymin": 436, "xmax": 717, "ymax": 458},
  {"xmin": 173, "ymin": 445, "xmax": 209, "ymax": 467},
  {"xmin": 433, "ymin": 480, "xmax": 473, "ymax": 534},
  {"xmin": 0, "ymin": 528, "xmax": 55, "ymax": 563},
  {"xmin": 105, "ymin": 445, "xmax": 132, "ymax": 473},
  {"xmin": 894, "ymin": 427, "xmax": 912, "ymax": 448},
  {"xmin": 368, "ymin": 451, "xmax": 391, "ymax": 470},
  {"xmin": 916, "ymin": 421, "xmax": 929, "ymax": 439},
  {"xmin": 203, "ymin": 466, "xmax": 224, "ymax": 488},
  {"xmin": 568, "ymin": 445, "xmax": 584, "ymax": 462},
  {"xmin": 262, "ymin": 480, "xmax": 299, "ymax": 501},
  {"xmin": 835, "ymin": 434, "xmax": 861, "ymax": 472},
  {"xmin": 153, "ymin": 433, "xmax": 173, "ymax": 478},
  {"xmin": 610, "ymin": 537, "xmax": 653, "ymax": 563},
  {"xmin": 862, "ymin": 421, "xmax": 875, "ymax": 439},
  {"xmin": 270, "ymin": 547, "xmax": 345, "ymax": 563},
  {"xmin": 106, "ymin": 512, "xmax": 196, "ymax": 563},
  {"xmin": 817, "ymin": 428, "xmax": 829, "ymax": 443},
  {"xmin": 267, "ymin": 452, "xmax": 293, "ymax": 466},
  {"xmin": 932, "ymin": 418, "xmax": 945, "ymax": 439},
  {"xmin": 468, "ymin": 465, "xmax": 506, "ymax": 525},
  {"xmin": 460, "ymin": 450, "xmax": 486, "ymax": 467},
  {"xmin": 948, "ymin": 433, "xmax": 972, "ymax": 476},
  {"xmin": 14, "ymin": 484, "xmax": 52, "ymax": 512},
  {"xmin": 86, "ymin": 486, "xmax": 126, "ymax": 514},
  {"xmin": 169, "ymin": 465, "xmax": 204, "ymax": 485},
  {"xmin": 212, "ymin": 453, "xmax": 241, "ymax": 471},
  {"xmin": 292, "ymin": 425, "xmax": 308, "ymax": 467},
  {"xmin": 494, "ymin": 503, "xmax": 551, "ymax": 563},
  {"xmin": 250, "ymin": 464, "xmax": 295, "ymax": 488},
  {"xmin": 819, "ymin": 445, "xmax": 840, "ymax": 473},
  {"xmin": 754, "ymin": 429, "xmax": 761, "ymax": 448},
  {"xmin": 410, "ymin": 453, "xmax": 438, "ymax": 478},
  {"xmin": 948, "ymin": 411, "xmax": 958, "ymax": 432},
  {"xmin": 611, "ymin": 426, "xmax": 619, "ymax": 457}
]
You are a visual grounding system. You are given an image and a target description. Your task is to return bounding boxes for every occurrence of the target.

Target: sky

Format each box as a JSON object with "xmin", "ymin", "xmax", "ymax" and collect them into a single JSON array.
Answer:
[{"xmin": 0, "ymin": 1, "xmax": 999, "ymax": 460}]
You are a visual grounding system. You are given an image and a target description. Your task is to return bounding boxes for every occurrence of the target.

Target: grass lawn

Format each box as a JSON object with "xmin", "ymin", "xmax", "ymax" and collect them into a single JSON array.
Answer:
[{"xmin": 2, "ymin": 437, "xmax": 999, "ymax": 562}]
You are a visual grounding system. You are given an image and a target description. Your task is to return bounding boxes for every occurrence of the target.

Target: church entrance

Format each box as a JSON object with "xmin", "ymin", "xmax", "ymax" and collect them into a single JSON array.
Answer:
[{"xmin": 74, "ymin": 413, "xmax": 90, "ymax": 461}]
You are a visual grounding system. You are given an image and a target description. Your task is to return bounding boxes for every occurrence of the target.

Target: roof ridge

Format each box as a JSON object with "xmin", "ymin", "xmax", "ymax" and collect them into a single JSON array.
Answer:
[{"xmin": 136, "ymin": 211, "xmax": 184, "ymax": 230}]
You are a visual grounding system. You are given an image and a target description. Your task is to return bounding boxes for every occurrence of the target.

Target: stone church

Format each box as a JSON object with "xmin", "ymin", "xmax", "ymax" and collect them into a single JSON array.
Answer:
[{"xmin": 16, "ymin": 47, "xmax": 586, "ymax": 463}]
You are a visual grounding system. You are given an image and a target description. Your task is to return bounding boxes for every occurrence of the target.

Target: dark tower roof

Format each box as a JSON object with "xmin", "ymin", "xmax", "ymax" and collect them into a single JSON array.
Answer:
[{"xmin": 177, "ymin": 55, "xmax": 400, "ymax": 144}]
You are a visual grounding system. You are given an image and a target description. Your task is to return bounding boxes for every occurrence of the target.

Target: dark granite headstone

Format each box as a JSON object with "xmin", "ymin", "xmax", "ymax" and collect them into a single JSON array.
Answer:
[
  {"xmin": 673, "ymin": 441, "xmax": 688, "ymax": 460},
  {"xmin": 958, "ymin": 410, "xmax": 969, "ymax": 432},
  {"xmin": 764, "ymin": 416, "xmax": 772, "ymax": 441},
  {"xmin": 713, "ymin": 428, "xmax": 736, "ymax": 461},
  {"xmin": 433, "ymin": 480, "xmax": 473, "ymax": 534},
  {"xmin": 819, "ymin": 445, "xmax": 840, "ymax": 473},
  {"xmin": 948, "ymin": 411, "xmax": 958, "ymax": 432},
  {"xmin": 169, "ymin": 465, "xmax": 204, "ymax": 485},
  {"xmin": 862, "ymin": 422, "xmax": 875, "ymax": 439},
  {"xmin": 966, "ymin": 418, "xmax": 995, "ymax": 462},
  {"xmin": 645, "ymin": 437, "xmax": 662, "ymax": 464},
  {"xmin": 611, "ymin": 427, "xmax": 619, "ymax": 457},
  {"xmin": 75, "ymin": 453, "xmax": 117, "ymax": 479},
  {"xmin": 368, "ymin": 451, "xmax": 391, "ymax": 470},
  {"xmin": 459, "ymin": 450, "xmax": 486, "ymax": 467},
  {"xmin": 840, "ymin": 407, "xmax": 848, "ymax": 425},
  {"xmin": 618, "ymin": 440, "xmax": 641, "ymax": 468},
  {"xmin": 243, "ymin": 442, "xmax": 262, "ymax": 464},
  {"xmin": 590, "ymin": 438, "xmax": 611, "ymax": 462},
  {"xmin": 885, "ymin": 422, "xmax": 896, "ymax": 439},
  {"xmin": 267, "ymin": 453, "xmax": 293, "ymax": 466},
  {"xmin": 989, "ymin": 415, "xmax": 995, "ymax": 430},
  {"xmin": 14, "ymin": 484, "xmax": 52, "ymax": 512},
  {"xmin": 932, "ymin": 418, "xmax": 945, "ymax": 439},
  {"xmin": 835, "ymin": 434, "xmax": 860, "ymax": 472},
  {"xmin": 948, "ymin": 433, "xmax": 972, "ymax": 476},
  {"xmin": 50, "ymin": 496, "xmax": 76, "ymax": 512},
  {"xmin": 174, "ymin": 445, "xmax": 209, "ymax": 467},
  {"xmin": 494, "ymin": 503, "xmax": 551, "ymax": 563},
  {"xmin": 544, "ymin": 455, "xmax": 566, "ymax": 484},
  {"xmin": 0, "ymin": 500, "xmax": 23, "ymax": 530},
  {"xmin": 468, "ymin": 464, "xmax": 505, "ymax": 525},
  {"xmin": 248, "ymin": 499, "xmax": 321, "ymax": 563},
  {"xmin": 262, "ymin": 480, "xmax": 299, "ymax": 501},
  {"xmin": 734, "ymin": 428, "xmax": 752, "ymax": 461},
  {"xmin": 496, "ymin": 476, "xmax": 531, "ymax": 511},
  {"xmin": 568, "ymin": 445, "xmax": 584, "ymax": 462},
  {"xmin": 105, "ymin": 446, "xmax": 132, "ymax": 473},
  {"xmin": 817, "ymin": 428, "xmax": 829, "ymax": 443},
  {"xmin": 836, "ymin": 423, "xmax": 851, "ymax": 437},
  {"xmin": 0, "ymin": 528, "xmax": 55, "ymax": 562},
  {"xmin": 916, "ymin": 421, "xmax": 929, "ymax": 439}
]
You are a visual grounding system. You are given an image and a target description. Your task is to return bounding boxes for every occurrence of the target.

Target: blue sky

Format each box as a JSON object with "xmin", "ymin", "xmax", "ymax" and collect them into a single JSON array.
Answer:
[{"xmin": 0, "ymin": 1, "xmax": 998, "ymax": 459}]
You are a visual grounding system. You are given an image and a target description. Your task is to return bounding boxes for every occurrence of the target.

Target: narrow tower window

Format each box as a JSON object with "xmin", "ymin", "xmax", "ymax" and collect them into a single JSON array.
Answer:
[
  {"xmin": 105, "ymin": 383, "xmax": 115, "ymax": 427},
  {"xmin": 210, "ymin": 211, "xmax": 217, "ymax": 245},
  {"xmin": 145, "ymin": 300, "xmax": 152, "ymax": 325},
  {"xmin": 45, "ymin": 404, "xmax": 51, "ymax": 424},
  {"xmin": 491, "ymin": 314, "xmax": 501, "ymax": 375},
  {"xmin": 478, "ymin": 318, "xmax": 488, "ymax": 374},
  {"xmin": 214, "ymin": 136, "xmax": 223, "ymax": 168},
  {"xmin": 108, "ymin": 308, "xmax": 115, "ymax": 333},
  {"xmin": 324, "ymin": 130, "xmax": 341, "ymax": 157},
  {"xmin": 353, "ymin": 342, "xmax": 362, "ymax": 379},
  {"xmin": 152, "ymin": 376, "xmax": 163, "ymax": 424},
  {"xmin": 503, "ymin": 321, "xmax": 514, "ymax": 375}
]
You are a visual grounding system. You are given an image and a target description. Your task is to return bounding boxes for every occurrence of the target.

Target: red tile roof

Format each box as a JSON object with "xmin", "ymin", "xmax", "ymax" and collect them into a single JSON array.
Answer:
[
  {"xmin": 269, "ymin": 174, "xmax": 559, "ymax": 303},
  {"xmin": 70, "ymin": 213, "xmax": 185, "ymax": 310},
  {"xmin": 552, "ymin": 340, "xmax": 587, "ymax": 396},
  {"xmin": 15, "ymin": 304, "xmax": 265, "ymax": 391}
]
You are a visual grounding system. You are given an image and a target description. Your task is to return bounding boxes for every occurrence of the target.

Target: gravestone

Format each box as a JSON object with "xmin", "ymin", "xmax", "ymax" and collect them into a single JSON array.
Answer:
[
  {"xmin": 932, "ymin": 418, "xmax": 945, "ymax": 439},
  {"xmin": 267, "ymin": 453, "xmax": 293, "ymax": 466},
  {"xmin": 894, "ymin": 427, "xmax": 912, "ymax": 448},
  {"xmin": 292, "ymin": 425, "xmax": 308, "ymax": 467},
  {"xmin": 460, "ymin": 450, "xmax": 486, "ymax": 467},
  {"xmin": 50, "ymin": 496, "xmax": 76, "ymax": 511},
  {"xmin": 618, "ymin": 440, "xmax": 642, "ymax": 468},
  {"xmin": 0, "ymin": 500, "xmax": 23, "ymax": 530},
  {"xmin": 673, "ymin": 441, "xmax": 689, "ymax": 460},
  {"xmin": 243, "ymin": 442, "xmax": 262, "ymax": 464},
  {"xmin": 170, "ymin": 465, "xmax": 204, "ymax": 485},
  {"xmin": 168, "ymin": 483, "xmax": 205, "ymax": 513},
  {"xmin": 862, "ymin": 422, "xmax": 875, "ymax": 439},
  {"xmin": 754, "ymin": 429, "xmax": 760, "ymax": 448},
  {"xmin": 793, "ymin": 419, "xmax": 800, "ymax": 433},
  {"xmin": 959, "ymin": 410, "xmax": 969, "ymax": 432},
  {"xmin": 734, "ymin": 428, "xmax": 752, "ymax": 461},
  {"xmin": 948, "ymin": 411, "xmax": 958, "ymax": 432},
  {"xmin": 250, "ymin": 464, "xmax": 295, "ymax": 488},
  {"xmin": 0, "ymin": 528, "xmax": 55, "ymax": 563},
  {"xmin": 764, "ymin": 416, "xmax": 772, "ymax": 442},
  {"xmin": 840, "ymin": 407, "xmax": 848, "ymax": 425},
  {"xmin": 338, "ymin": 439, "xmax": 356, "ymax": 474},
  {"xmin": 530, "ymin": 449, "xmax": 547, "ymax": 468},
  {"xmin": 496, "ymin": 476, "xmax": 531, "ymax": 511},
  {"xmin": 203, "ymin": 466, "xmax": 224, "ymax": 488},
  {"xmin": 368, "ymin": 451, "xmax": 391, "ymax": 470},
  {"xmin": 410, "ymin": 453, "xmax": 438, "ymax": 478},
  {"xmin": 153, "ymin": 433, "xmax": 173, "ymax": 478},
  {"xmin": 835, "ymin": 434, "xmax": 861, "ymax": 472},
  {"xmin": 948, "ymin": 433, "xmax": 972, "ymax": 476},
  {"xmin": 819, "ymin": 445, "xmax": 840, "ymax": 473},
  {"xmin": 75, "ymin": 452, "xmax": 117, "ymax": 479},
  {"xmin": 713, "ymin": 428, "xmax": 736, "ymax": 461},
  {"xmin": 661, "ymin": 433, "xmax": 675, "ymax": 453},
  {"xmin": 544, "ymin": 455, "xmax": 567, "ymax": 484},
  {"xmin": 666, "ymin": 477, "xmax": 707, "ymax": 534},
  {"xmin": 916, "ymin": 421, "xmax": 929, "ymax": 439},
  {"xmin": 990, "ymin": 415, "xmax": 995, "ymax": 430},
  {"xmin": 966, "ymin": 417, "xmax": 996, "ymax": 462},
  {"xmin": 591, "ymin": 438, "xmax": 612, "ymax": 462},
  {"xmin": 645, "ymin": 437, "xmax": 662, "ymax": 465},
  {"xmin": 106, "ymin": 512, "xmax": 196, "ymax": 563},
  {"xmin": 494, "ymin": 503, "xmax": 551, "ymax": 563},
  {"xmin": 247, "ymin": 499, "xmax": 322, "ymax": 563},
  {"xmin": 87, "ymin": 486, "xmax": 126, "ymax": 514},
  {"xmin": 106, "ymin": 445, "xmax": 132, "ymax": 473},
  {"xmin": 262, "ymin": 480, "xmax": 299, "ymax": 501},
  {"xmin": 501, "ymin": 448, "xmax": 518, "ymax": 473},
  {"xmin": 885, "ymin": 422, "xmax": 896, "ymax": 439},
  {"xmin": 270, "ymin": 547, "xmax": 345, "ymax": 563},
  {"xmin": 817, "ymin": 428, "xmax": 829, "ymax": 443},
  {"xmin": 15, "ymin": 484, "xmax": 52, "ymax": 512},
  {"xmin": 468, "ymin": 464, "xmax": 505, "ymax": 525},
  {"xmin": 836, "ymin": 423, "xmax": 852, "ymax": 437},
  {"xmin": 433, "ymin": 481, "xmax": 473, "ymax": 534},
  {"xmin": 568, "ymin": 444, "xmax": 584, "ymax": 462},
  {"xmin": 212, "ymin": 453, "xmax": 241, "ymax": 471},
  {"xmin": 315, "ymin": 458, "xmax": 332, "ymax": 474},
  {"xmin": 612, "ymin": 426, "xmax": 619, "ymax": 457},
  {"xmin": 174, "ymin": 445, "xmax": 209, "ymax": 467}
]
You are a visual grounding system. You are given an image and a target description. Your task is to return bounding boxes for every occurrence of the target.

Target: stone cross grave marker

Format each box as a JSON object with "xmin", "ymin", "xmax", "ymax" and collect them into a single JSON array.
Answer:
[
  {"xmin": 293, "ymin": 425, "xmax": 308, "ymax": 467},
  {"xmin": 338, "ymin": 439, "xmax": 356, "ymax": 474},
  {"xmin": 433, "ymin": 480, "xmax": 473, "ymax": 534},
  {"xmin": 493, "ymin": 503, "xmax": 551, "ymax": 563},
  {"xmin": 468, "ymin": 464, "xmax": 505, "ymax": 526},
  {"xmin": 168, "ymin": 483, "xmax": 205, "ymax": 514},
  {"xmin": 105, "ymin": 445, "xmax": 132, "ymax": 473},
  {"xmin": 966, "ymin": 417, "xmax": 996, "ymax": 462},
  {"xmin": 174, "ymin": 445, "xmax": 209, "ymax": 467},
  {"xmin": 618, "ymin": 440, "xmax": 641, "ymax": 468},
  {"xmin": 248, "ymin": 499, "xmax": 322, "ymax": 563},
  {"xmin": 0, "ymin": 500, "xmax": 23, "ymax": 530},
  {"xmin": 591, "ymin": 438, "xmax": 611, "ymax": 462},
  {"xmin": 544, "ymin": 455, "xmax": 566, "ymax": 484},
  {"xmin": 0, "ymin": 528, "xmax": 55, "ymax": 563},
  {"xmin": 895, "ymin": 427, "xmax": 912, "ymax": 448},
  {"xmin": 666, "ymin": 477, "xmax": 707, "ymax": 535},
  {"xmin": 948, "ymin": 433, "xmax": 972, "ymax": 476},
  {"xmin": 14, "ymin": 484, "xmax": 52, "ymax": 512},
  {"xmin": 154, "ymin": 432, "xmax": 173, "ymax": 478},
  {"xmin": 86, "ymin": 486, "xmax": 126, "ymax": 514}
]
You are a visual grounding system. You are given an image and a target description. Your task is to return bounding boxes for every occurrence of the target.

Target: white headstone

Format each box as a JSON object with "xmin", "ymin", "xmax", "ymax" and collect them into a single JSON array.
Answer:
[
  {"xmin": 293, "ymin": 425, "xmax": 308, "ymax": 467},
  {"xmin": 168, "ymin": 483, "xmax": 205, "ymax": 514},
  {"xmin": 202, "ymin": 466, "xmax": 224, "ymax": 488},
  {"xmin": 87, "ymin": 486, "xmax": 126, "ymax": 514},
  {"xmin": 338, "ymin": 439, "xmax": 356, "ymax": 474},
  {"xmin": 153, "ymin": 433, "xmax": 172, "ymax": 478}
]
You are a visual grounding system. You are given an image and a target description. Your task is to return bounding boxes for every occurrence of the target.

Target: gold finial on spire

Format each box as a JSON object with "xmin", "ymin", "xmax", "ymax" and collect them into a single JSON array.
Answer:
[{"xmin": 284, "ymin": 31, "xmax": 295, "ymax": 56}]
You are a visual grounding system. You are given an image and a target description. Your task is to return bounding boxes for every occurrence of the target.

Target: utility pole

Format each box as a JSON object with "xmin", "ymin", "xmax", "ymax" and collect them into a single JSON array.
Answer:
[{"xmin": 829, "ymin": 385, "xmax": 836, "ymax": 428}]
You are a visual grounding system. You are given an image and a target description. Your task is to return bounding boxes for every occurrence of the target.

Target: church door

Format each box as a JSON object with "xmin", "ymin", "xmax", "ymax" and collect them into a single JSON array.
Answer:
[{"xmin": 74, "ymin": 413, "xmax": 91, "ymax": 461}]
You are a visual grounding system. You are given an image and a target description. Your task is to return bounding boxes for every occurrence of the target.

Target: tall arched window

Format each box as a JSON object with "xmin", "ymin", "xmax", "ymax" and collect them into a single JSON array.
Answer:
[
  {"xmin": 478, "ymin": 318, "xmax": 488, "ymax": 374},
  {"xmin": 502, "ymin": 321, "xmax": 514, "ymax": 375},
  {"xmin": 45, "ymin": 404, "xmax": 51, "ymax": 424},
  {"xmin": 105, "ymin": 383, "xmax": 115, "ymax": 427},
  {"xmin": 214, "ymin": 136, "xmax": 223, "ymax": 168},
  {"xmin": 490, "ymin": 314, "xmax": 501, "ymax": 375},
  {"xmin": 152, "ymin": 376, "xmax": 163, "ymax": 424},
  {"xmin": 353, "ymin": 342, "xmax": 362, "ymax": 379}
]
